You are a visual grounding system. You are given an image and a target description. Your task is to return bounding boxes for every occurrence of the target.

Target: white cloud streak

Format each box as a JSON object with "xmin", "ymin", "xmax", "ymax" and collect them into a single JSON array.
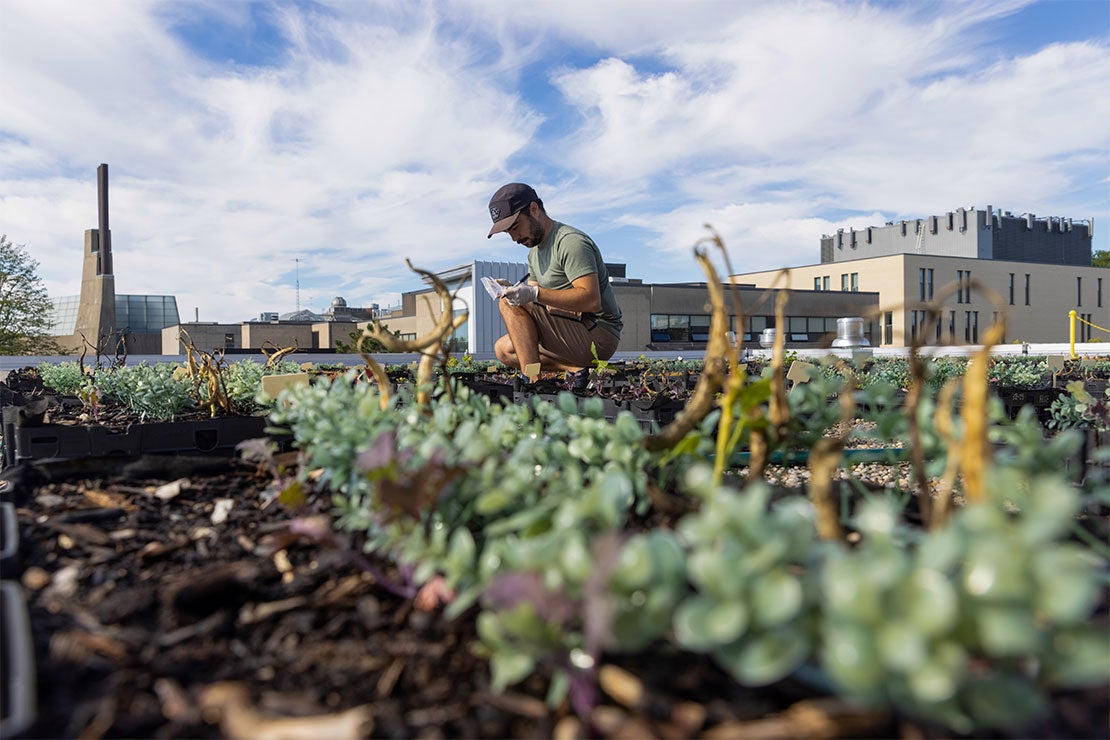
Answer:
[{"xmin": 0, "ymin": 0, "xmax": 1106, "ymax": 323}]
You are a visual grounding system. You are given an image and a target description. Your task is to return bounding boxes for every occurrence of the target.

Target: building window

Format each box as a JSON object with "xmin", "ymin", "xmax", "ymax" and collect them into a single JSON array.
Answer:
[
  {"xmin": 883, "ymin": 311, "xmax": 893, "ymax": 345},
  {"xmin": 919, "ymin": 268, "xmax": 926, "ymax": 301},
  {"xmin": 841, "ymin": 274, "xmax": 849, "ymax": 291},
  {"xmin": 1077, "ymin": 276, "xmax": 1082, "ymax": 307},
  {"xmin": 651, "ymin": 314, "xmax": 711, "ymax": 342},
  {"xmin": 850, "ymin": 273, "xmax": 859, "ymax": 292},
  {"xmin": 972, "ymin": 311, "xmax": 979, "ymax": 344},
  {"xmin": 935, "ymin": 312, "xmax": 942, "ymax": 343},
  {"xmin": 822, "ymin": 276, "xmax": 830, "ymax": 291},
  {"xmin": 400, "ymin": 333, "xmax": 417, "ymax": 342},
  {"xmin": 224, "ymin": 333, "xmax": 235, "ymax": 349},
  {"xmin": 1024, "ymin": 274, "xmax": 1030, "ymax": 305},
  {"xmin": 1008, "ymin": 273, "xmax": 1015, "ymax": 305},
  {"xmin": 814, "ymin": 277, "xmax": 821, "ymax": 291},
  {"xmin": 745, "ymin": 315, "xmax": 770, "ymax": 343},
  {"xmin": 964, "ymin": 311, "xmax": 972, "ymax": 343},
  {"xmin": 789, "ymin": 316, "xmax": 809, "ymax": 342},
  {"xmin": 948, "ymin": 310, "xmax": 956, "ymax": 340},
  {"xmin": 690, "ymin": 315, "xmax": 711, "ymax": 341},
  {"xmin": 448, "ymin": 308, "xmax": 468, "ymax": 353},
  {"xmin": 956, "ymin": 270, "xmax": 972, "ymax": 303},
  {"xmin": 927, "ymin": 269, "xmax": 934, "ymax": 300},
  {"xmin": 1098, "ymin": 277, "xmax": 1103, "ymax": 308}
]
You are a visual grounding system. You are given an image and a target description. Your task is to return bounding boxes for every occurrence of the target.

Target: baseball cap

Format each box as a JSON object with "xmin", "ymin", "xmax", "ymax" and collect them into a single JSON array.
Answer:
[{"xmin": 487, "ymin": 182, "xmax": 538, "ymax": 238}]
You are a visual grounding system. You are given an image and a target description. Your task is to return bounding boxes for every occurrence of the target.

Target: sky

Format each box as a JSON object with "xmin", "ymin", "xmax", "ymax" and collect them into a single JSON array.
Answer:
[{"xmin": 1, "ymin": 0, "xmax": 1108, "ymax": 324}]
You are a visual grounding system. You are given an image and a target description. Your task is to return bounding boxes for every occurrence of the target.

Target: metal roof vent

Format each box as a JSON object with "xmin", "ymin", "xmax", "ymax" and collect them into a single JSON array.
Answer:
[{"xmin": 831, "ymin": 317, "xmax": 870, "ymax": 348}]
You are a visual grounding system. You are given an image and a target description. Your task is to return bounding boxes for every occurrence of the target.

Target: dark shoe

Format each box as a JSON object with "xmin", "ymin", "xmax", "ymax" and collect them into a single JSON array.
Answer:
[{"xmin": 568, "ymin": 368, "xmax": 591, "ymax": 393}]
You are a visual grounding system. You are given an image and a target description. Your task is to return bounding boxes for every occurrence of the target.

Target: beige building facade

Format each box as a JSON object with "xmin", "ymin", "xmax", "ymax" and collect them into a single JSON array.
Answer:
[
  {"xmin": 162, "ymin": 320, "xmax": 369, "ymax": 355},
  {"xmin": 376, "ymin": 262, "xmax": 881, "ymax": 355},
  {"xmin": 733, "ymin": 254, "xmax": 1108, "ymax": 347}
]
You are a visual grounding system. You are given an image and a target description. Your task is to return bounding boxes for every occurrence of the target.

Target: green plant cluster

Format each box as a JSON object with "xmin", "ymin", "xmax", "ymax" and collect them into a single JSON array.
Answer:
[
  {"xmin": 95, "ymin": 362, "xmax": 195, "ymax": 421},
  {"xmin": 37, "ymin": 359, "xmax": 304, "ymax": 420},
  {"xmin": 39, "ymin": 361, "xmax": 195, "ymax": 421},
  {"xmin": 1047, "ymin": 382, "xmax": 1110, "ymax": 432},
  {"xmin": 265, "ymin": 367, "xmax": 1108, "ymax": 733}
]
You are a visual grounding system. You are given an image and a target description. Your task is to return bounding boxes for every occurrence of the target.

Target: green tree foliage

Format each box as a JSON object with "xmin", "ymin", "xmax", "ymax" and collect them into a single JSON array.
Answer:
[
  {"xmin": 333, "ymin": 325, "xmax": 396, "ymax": 353},
  {"xmin": 0, "ymin": 234, "xmax": 64, "ymax": 355},
  {"xmin": 1092, "ymin": 249, "xmax": 1110, "ymax": 268}
]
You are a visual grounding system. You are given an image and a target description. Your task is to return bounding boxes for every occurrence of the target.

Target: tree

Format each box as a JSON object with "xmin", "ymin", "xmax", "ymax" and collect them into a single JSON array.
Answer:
[
  {"xmin": 0, "ymin": 234, "xmax": 64, "ymax": 355},
  {"xmin": 1093, "ymin": 250, "xmax": 1110, "ymax": 268}
]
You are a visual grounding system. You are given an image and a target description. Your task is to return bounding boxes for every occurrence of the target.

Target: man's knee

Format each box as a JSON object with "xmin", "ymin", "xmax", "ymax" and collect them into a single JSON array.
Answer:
[{"xmin": 494, "ymin": 335, "xmax": 514, "ymax": 363}]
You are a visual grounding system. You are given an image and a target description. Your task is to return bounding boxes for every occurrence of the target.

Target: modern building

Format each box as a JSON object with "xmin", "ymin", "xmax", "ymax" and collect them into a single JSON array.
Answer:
[
  {"xmin": 51, "ymin": 293, "xmax": 180, "ymax": 354},
  {"xmin": 161, "ymin": 298, "xmax": 379, "ymax": 355},
  {"xmin": 375, "ymin": 261, "xmax": 881, "ymax": 355},
  {"xmin": 734, "ymin": 207, "xmax": 1106, "ymax": 348}
]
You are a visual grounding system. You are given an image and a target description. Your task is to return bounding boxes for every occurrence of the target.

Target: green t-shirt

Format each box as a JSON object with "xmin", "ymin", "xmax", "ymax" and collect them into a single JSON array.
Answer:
[{"xmin": 527, "ymin": 222, "xmax": 622, "ymax": 338}]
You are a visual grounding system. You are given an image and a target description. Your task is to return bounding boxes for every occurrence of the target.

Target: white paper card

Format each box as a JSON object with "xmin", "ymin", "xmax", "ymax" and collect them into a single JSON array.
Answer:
[{"xmin": 481, "ymin": 276, "xmax": 511, "ymax": 300}]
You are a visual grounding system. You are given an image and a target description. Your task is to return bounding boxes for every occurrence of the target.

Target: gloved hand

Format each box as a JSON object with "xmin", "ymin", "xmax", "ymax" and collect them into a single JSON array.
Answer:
[{"xmin": 501, "ymin": 283, "xmax": 538, "ymax": 306}]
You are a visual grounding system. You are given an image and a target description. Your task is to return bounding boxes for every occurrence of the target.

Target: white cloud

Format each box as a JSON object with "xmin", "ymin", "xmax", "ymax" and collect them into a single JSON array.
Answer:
[{"xmin": 0, "ymin": 0, "xmax": 1106, "ymax": 327}]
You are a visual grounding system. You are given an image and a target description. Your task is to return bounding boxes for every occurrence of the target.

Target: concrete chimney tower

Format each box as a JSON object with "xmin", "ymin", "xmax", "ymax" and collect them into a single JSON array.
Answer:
[{"xmin": 71, "ymin": 163, "xmax": 117, "ymax": 349}]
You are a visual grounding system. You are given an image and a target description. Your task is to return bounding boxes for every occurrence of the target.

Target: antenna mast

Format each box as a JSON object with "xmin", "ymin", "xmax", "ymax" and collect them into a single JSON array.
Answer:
[{"xmin": 295, "ymin": 258, "xmax": 301, "ymax": 312}]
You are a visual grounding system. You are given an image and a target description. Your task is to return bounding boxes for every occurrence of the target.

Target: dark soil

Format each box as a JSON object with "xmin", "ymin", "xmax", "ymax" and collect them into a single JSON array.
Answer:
[
  {"xmin": 1, "ymin": 455, "xmax": 802, "ymax": 739},
  {"xmin": 2, "ymin": 365, "xmax": 1108, "ymax": 738},
  {"xmin": 2, "ymin": 454, "xmax": 1107, "ymax": 739}
]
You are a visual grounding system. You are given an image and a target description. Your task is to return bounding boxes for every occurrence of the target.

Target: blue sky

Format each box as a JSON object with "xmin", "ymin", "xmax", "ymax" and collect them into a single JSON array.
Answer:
[{"xmin": 1, "ymin": 0, "xmax": 1107, "ymax": 323}]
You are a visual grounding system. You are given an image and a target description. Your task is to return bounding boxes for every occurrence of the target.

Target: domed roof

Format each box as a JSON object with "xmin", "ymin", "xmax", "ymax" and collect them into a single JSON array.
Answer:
[{"xmin": 331, "ymin": 296, "xmax": 347, "ymax": 308}]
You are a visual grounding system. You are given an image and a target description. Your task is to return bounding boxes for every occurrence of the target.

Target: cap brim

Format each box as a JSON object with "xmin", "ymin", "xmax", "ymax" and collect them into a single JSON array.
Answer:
[{"xmin": 487, "ymin": 211, "xmax": 522, "ymax": 238}]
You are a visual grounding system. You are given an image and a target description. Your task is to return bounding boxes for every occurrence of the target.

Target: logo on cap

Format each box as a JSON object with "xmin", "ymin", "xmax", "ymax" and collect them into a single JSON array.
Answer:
[{"xmin": 490, "ymin": 206, "xmax": 502, "ymax": 220}]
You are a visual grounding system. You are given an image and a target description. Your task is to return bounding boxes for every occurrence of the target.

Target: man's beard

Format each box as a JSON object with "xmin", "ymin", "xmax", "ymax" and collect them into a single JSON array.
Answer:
[{"xmin": 515, "ymin": 213, "xmax": 545, "ymax": 247}]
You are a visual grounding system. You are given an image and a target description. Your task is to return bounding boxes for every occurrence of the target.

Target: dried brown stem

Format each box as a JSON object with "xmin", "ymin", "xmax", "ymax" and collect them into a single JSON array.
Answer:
[{"xmin": 644, "ymin": 245, "xmax": 729, "ymax": 452}]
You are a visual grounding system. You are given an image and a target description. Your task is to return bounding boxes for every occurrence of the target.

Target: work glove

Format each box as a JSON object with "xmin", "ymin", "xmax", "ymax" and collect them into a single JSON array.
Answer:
[{"xmin": 502, "ymin": 283, "xmax": 539, "ymax": 306}]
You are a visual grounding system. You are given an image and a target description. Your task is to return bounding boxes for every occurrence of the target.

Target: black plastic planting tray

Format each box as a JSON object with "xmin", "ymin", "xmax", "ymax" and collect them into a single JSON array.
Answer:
[{"xmin": 1, "ymin": 408, "xmax": 273, "ymax": 468}]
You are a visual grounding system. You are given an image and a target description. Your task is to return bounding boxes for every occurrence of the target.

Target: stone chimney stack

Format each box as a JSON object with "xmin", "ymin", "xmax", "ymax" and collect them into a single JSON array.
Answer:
[{"xmin": 72, "ymin": 163, "xmax": 117, "ymax": 349}]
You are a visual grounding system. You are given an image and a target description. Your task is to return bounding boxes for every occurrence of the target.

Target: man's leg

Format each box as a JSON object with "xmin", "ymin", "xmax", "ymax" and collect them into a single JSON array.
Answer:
[
  {"xmin": 497, "ymin": 302, "xmax": 586, "ymax": 374},
  {"xmin": 497, "ymin": 301, "xmax": 541, "ymax": 374}
]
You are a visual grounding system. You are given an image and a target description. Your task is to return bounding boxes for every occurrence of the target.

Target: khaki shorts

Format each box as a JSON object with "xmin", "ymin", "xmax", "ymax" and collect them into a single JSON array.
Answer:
[{"xmin": 522, "ymin": 303, "xmax": 620, "ymax": 368}]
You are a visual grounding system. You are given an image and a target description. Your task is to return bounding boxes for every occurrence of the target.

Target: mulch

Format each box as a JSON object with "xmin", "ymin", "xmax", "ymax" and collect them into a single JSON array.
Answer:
[
  {"xmin": 3, "ymin": 455, "xmax": 1107, "ymax": 739},
  {"xmin": 1, "ymin": 363, "xmax": 1107, "ymax": 738}
]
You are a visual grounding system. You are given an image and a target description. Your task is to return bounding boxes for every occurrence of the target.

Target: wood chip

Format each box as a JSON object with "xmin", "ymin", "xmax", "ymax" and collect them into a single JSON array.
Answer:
[
  {"xmin": 239, "ymin": 596, "xmax": 309, "ymax": 625},
  {"xmin": 153, "ymin": 479, "xmax": 187, "ymax": 501},
  {"xmin": 199, "ymin": 681, "xmax": 372, "ymax": 740},
  {"xmin": 154, "ymin": 677, "xmax": 197, "ymax": 723},
  {"xmin": 273, "ymin": 549, "xmax": 294, "ymax": 583},
  {"xmin": 138, "ymin": 535, "xmax": 189, "ymax": 561},
  {"xmin": 590, "ymin": 705, "xmax": 628, "ymax": 736},
  {"xmin": 211, "ymin": 498, "xmax": 234, "ymax": 525},
  {"xmin": 479, "ymin": 691, "xmax": 549, "ymax": 719},
  {"xmin": 669, "ymin": 700, "xmax": 706, "ymax": 734},
  {"xmin": 22, "ymin": 566, "xmax": 51, "ymax": 591},
  {"xmin": 82, "ymin": 488, "xmax": 137, "ymax": 512},
  {"xmin": 599, "ymin": 664, "xmax": 644, "ymax": 709},
  {"xmin": 376, "ymin": 657, "xmax": 405, "ymax": 698},
  {"xmin": 554, "ymin": 715, "xmax": 584, "ymax": 740},
  {"xmin": 50, "ymin": 629, "xmax": 129, "ymax": 662}
]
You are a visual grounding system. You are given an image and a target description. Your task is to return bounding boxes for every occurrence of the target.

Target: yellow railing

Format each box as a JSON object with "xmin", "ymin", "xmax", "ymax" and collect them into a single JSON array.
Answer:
[{"xmin": 1068, "ymin": 309, "xmax": 1110, "ymax": 358}]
